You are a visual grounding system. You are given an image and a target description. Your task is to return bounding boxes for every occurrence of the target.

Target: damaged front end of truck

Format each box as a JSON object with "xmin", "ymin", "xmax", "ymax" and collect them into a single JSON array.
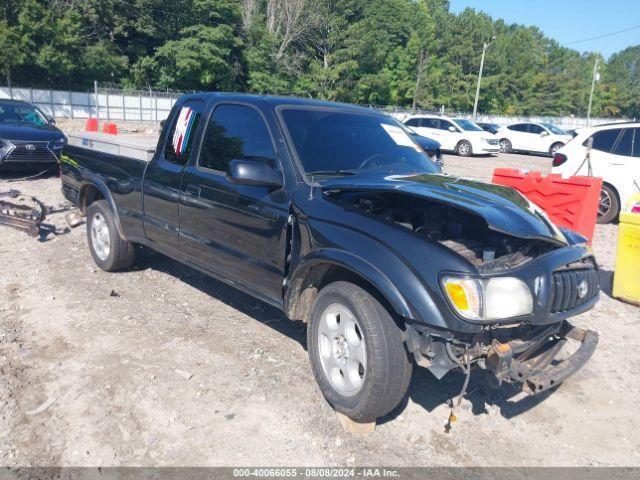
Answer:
[{"xmin": 318, "ymin": 172, "xmax": 599, "ymax": 396}]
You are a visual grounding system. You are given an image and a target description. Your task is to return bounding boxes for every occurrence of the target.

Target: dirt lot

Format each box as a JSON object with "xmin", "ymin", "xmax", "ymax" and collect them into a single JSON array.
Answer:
[{"xmin": 1, "ymin": 149, "xmax": 639, "ymax": 467}]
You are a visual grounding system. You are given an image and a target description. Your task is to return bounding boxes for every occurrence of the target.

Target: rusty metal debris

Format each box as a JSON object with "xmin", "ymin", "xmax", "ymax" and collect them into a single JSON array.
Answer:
[
  {"xmin": 65, "ymin": 211, "xmax": 84, "ymax": 228},
  {"xmin": 0, "ymin": 189, "xmax": 47, "ymax": 237}
]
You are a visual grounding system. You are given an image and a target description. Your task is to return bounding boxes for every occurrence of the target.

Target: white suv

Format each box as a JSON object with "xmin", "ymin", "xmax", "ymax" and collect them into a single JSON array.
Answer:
[
  {"xmin": 403, "ymin": 115, "xmax": 499, "ymax": 156},
  {"xmin": 498, "ymin": 122, "xmax": 573, "ymax": 156},
  {"xmin": 552, "ymin": 122, "xmax": 640, "ymax": 223}
]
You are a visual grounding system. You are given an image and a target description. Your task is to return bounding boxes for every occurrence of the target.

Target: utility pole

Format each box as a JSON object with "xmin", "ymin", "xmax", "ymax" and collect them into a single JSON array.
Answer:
[
  {"xmin": 473, "ymin": 36, "xmax": 495, "ymax": 120},
  {"xmin": 587, "ymin": 58, "xmax": 600, "ymax": 126}
]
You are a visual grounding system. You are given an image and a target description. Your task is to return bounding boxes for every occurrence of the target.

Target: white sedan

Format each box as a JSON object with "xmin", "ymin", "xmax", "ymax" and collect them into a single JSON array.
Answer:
[
  {"xmin": 497, "ymin": 122, "xmax": 573, "ymax": 156},
  {"xmin": 404, "ymin": 115, "xmax": 500, "ymax": 157}
]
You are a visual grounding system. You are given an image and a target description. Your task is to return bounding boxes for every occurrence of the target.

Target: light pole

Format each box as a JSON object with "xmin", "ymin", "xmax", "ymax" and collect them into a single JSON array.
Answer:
[
  {"xmin": 473, "ymin": 35, "xmax": 496, "ymax": 119},
  {"xmin": 587, "ymin": 58, "xmax": 600, "ymax": 126}
]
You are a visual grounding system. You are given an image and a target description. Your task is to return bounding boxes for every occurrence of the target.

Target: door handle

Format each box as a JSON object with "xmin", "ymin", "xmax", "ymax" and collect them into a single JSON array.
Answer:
[{"xmin": 184, "ymin": 185, "xmax": 201, "ymax": 198}]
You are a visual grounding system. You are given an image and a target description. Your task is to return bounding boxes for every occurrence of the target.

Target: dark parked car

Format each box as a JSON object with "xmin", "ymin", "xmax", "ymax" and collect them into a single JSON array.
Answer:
[
  {"xmin": 403, "ymin": 125, "xmax": 443, "ymax": 169},
  {"xmin": 476, "ymin": 122, "xmax": 501, "ymax": 134},
  {"xmin": 60, "ymin": 94, "xmax": 599, "ymax": 422},
  {"xmin": 0, "ymin": 99, "xmax": 66, "ymax": 170}
]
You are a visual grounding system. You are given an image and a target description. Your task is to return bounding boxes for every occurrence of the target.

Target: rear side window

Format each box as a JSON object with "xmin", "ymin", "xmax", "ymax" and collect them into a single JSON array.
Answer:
[
  {"xmin": 423, "ymin": 118, "xmax": 438, "ymax": 128},
  {"xmin": 508, "ymin": 124, "xmax": 527, "ymax": 132},
  {"xmin": 590, "ymin": 128, "xmax": 622, "ymax": 153},
  {"xmin": 163, "ymin": 100, "xmax": 205, "ymax": 165},
  {"xmin": 405, "ymin": 118, "xmax": 420, "ymax": 127},
  {"xmin": 199, "ymin": 104, "xmax": 276, "ymax": 172},
  {"xmin": 613, "ymin": 128, "xmax": 635, "ymax": 157}
]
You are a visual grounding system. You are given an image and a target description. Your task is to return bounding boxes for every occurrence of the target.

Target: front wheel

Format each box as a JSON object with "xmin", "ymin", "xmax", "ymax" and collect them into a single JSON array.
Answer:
[
  {"xmin": 86, "ymin": 200, "xmax": 136, "ymax": 271},
  {"xmin": 455, "ymin": 140, "xmax": 473, "ymax": 157},
  {"xmin": 499, "ymin": 138, "xmax": 512, "ymax": 153},
  {"xmin": 307, "ymin": 281, "xmax": 413, "ymax": 422}
]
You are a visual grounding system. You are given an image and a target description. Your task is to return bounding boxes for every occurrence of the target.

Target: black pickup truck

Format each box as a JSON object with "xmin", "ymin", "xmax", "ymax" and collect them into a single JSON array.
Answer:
[{"xmin": 61, "ymin": 94, "xmax": 599, "ymax": 422}]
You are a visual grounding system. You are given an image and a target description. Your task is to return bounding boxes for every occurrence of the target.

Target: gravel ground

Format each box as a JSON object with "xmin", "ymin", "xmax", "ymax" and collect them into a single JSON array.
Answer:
[{"xmin": 1, "ymin": 149, "xmax": 639, "ymax": 467}]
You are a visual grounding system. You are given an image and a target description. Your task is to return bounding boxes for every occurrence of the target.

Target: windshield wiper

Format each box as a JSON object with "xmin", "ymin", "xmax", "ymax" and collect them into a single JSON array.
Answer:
[{"xmin": 306, "ymin": 169, "xmax": 356, "ymax": 176}]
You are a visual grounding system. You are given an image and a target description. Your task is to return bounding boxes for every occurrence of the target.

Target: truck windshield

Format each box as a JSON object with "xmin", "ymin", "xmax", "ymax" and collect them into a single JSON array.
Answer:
[
  {"xmin": 0, "ymin": 103, "xmax": 48, "ymax": 126},
  {"xmin": 280, "ymin": 108, "xmax": 439, "ymax": 176}
]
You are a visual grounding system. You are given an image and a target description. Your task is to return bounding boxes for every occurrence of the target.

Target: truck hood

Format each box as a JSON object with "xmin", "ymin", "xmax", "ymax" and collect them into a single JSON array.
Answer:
[
  {"xmin": 320, "ymin": 172, "xmax": 568, "ymax": 245},
  {"xmin": 0, "ymin": 123, "xmax": 66, "ymax": 142}
]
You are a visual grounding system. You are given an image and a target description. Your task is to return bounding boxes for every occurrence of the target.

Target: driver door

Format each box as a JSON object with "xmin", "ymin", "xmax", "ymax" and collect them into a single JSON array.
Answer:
[
  {"xmin": 179, "ymin": 102, "xmax": 289, "ymax": 303},
  {"xmin": 526, "ymin": 124, "xmax": 547, "ymax": 153},
  {"xmin": 437, "ymin": 119, "xmax": 459, "ymax": 151}
]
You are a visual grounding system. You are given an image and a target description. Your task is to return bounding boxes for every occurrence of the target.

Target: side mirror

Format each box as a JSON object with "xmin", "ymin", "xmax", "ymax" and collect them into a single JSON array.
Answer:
[
  {"xmin": 227, "ymin": 159, "xmax": 283, "ymax": 189},
  {"xmin": 448, "ymin": 126, "xmax": 456, "ymax": 132},
  {"xmin": 160, "ymin": 119, "xmax": 166, "ymax": 128},
  {"xmin": 48, "ymin": 116, "xmax": 56, "ymax": 126},
  {"xmin": 540, "ymin": 131, "xmax": 549, "ymax": 137}
]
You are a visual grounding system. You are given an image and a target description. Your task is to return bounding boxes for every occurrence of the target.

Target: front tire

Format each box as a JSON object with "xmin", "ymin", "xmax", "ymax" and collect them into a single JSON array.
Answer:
[
  {"xmin": 86, "ymin": 200, "xmax": 136, "ymax": 271},
  {"xmin": 499, "ymin": 138, "xmax": 512, "ymax": 153},
  {"xmin": 455, "ymin": 140, "xmax": 472, "ymax": 157},
  {"xmin": 597, "ymin": 184, "xmax": 620, "ymax": 224},
  {"xmin": 307, "ymin": 281, "xmax": 412, "ymax": 422}
]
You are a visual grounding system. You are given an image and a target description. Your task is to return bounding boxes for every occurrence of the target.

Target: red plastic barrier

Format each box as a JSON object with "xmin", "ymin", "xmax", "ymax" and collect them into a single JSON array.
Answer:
[
  {"xmin": 85, "ymin": 118, "xmax": 98, "ymax": 132},
  {"xmin": 102, "ymin": 122, "xmax": 118, "ymax": 135},
  {"xmin": 492, "ymin": 168, "xmax": 603, "ymax": 242}
]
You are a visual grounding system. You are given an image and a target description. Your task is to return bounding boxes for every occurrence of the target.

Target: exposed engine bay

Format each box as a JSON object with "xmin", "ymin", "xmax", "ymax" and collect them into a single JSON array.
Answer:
[{"xmin": 327, "ymin": 190, "xmax": 558, "ymax": 271}]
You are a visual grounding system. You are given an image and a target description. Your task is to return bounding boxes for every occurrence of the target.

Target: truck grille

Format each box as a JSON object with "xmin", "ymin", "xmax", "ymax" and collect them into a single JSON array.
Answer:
[
  {"xmin": 550, "ymin": 267, "xmax": 599, "ymax": 313},
  {"xmin": 4, "ymin": 141, "xmax": 59, "ymax": 163}
]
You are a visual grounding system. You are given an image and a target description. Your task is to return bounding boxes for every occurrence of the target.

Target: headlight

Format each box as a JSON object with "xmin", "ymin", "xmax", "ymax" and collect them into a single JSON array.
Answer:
[
  {"xmin": 53, "ymin": 137, "xmax": 67, "ymax": 145},
  {"xmin": 0, "ymin": 139, "xmax": 13, "ymax": 154},
  {"xmin": 442, "ymin": 276, "xmax": 533, "ymax": 321}
]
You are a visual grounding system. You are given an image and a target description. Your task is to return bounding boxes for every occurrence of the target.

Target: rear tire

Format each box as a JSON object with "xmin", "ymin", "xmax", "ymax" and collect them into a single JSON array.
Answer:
[
  {"xmin": 86, "ymin": 200, "xmax": 136, "ymax": 271},
  {"xmin": 499, "ymin": 138, "xmax": 512, "ymax": 153},
  {"xmin": 455, "ymin": 140, "xmax": 472, "ymax": 157},
  {"xmin": 597, "ymin": 184, "xmax": 620, "ymax": 224},
  {"xmin": 307, "ymin": 281, "xmax": 413, "ymax": 422}
]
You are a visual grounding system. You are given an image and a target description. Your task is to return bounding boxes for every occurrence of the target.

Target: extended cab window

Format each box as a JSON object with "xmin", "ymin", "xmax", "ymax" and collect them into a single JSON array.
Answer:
[
  {"xmin": 163, "ymin": 101, "xmax": 204, "ymax": 165},
  {"xmin": 199, "ymin": 104, "xmax": 276, "ymax": 172}
]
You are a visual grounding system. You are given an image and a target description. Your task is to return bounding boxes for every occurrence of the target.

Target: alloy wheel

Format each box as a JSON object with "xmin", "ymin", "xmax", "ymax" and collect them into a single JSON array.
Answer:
[
  {"xmin": 90, "ymin": 213, "xmax": 111, "ymax": 261},
  {"xmin": 598, "ymin": 189, "xmax": 612, "ymax": 219},
  {"xmin": 317, "ymin": 303, "xmax": 367, "ymax": 397}
]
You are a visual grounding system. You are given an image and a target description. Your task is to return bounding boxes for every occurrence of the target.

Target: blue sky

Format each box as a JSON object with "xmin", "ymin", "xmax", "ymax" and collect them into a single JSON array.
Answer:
[{"xmin": 449, "ymin": 0, "xmax": 640, "ymax": 59}]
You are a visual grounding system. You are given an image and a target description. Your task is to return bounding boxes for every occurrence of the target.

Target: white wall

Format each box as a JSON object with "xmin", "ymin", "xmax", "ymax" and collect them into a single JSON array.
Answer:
[{"xmin": 0, "ymin": 86, "xmax": 178, "ymax": 122}]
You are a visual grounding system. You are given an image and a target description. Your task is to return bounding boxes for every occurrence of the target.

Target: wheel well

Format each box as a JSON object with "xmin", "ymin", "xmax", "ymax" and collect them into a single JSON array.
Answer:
[
  {"xmin": 549, "ymin": 141, "xmax": 564, "ymax": 153},
  {"xmin": 285, "ymin": 263, "xmax": 401, "ymax": 327},
  {"xmin": 81, "ymin": 185, "xmax": 104, "ymax": 213}
]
